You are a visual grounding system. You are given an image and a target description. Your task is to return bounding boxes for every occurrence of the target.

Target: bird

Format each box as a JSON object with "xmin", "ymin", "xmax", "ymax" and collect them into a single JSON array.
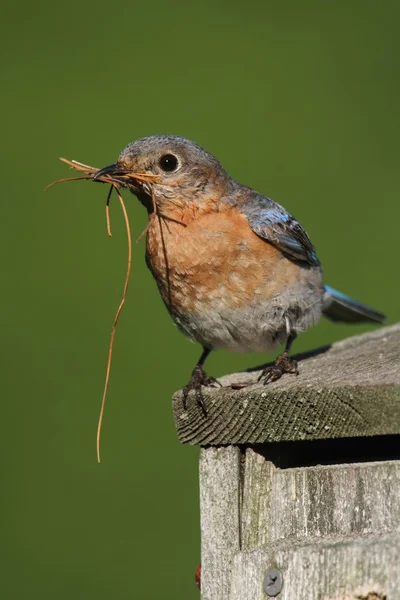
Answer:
[{"xmin": 93, "ymin": 135, "xmax": 385, "ymax": 410}]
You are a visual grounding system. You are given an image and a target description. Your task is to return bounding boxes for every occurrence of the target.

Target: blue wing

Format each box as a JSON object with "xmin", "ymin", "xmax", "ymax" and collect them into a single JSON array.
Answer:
[{"xmin": 240, "ymin": 192, "xmax": 319, "ymax": 266}]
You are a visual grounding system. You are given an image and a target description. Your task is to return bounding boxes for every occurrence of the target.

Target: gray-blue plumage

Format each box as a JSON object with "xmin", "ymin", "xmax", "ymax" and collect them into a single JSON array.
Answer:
[
  {"xmin": 322, "ymin": 286, "xmax": 385, "ymax": 324},
  {"xmin": 241, "ymin": 193, "xmax": 319, "ymax": 266},
  {"xmin": 240, "ymin": 192, "xmax": 384, "ymax": 325}
]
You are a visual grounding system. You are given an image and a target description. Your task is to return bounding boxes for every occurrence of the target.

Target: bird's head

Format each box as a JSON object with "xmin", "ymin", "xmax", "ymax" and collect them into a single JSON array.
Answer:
[{"xmin": 93, "ymin": 135, "xmax": 232, "ymax": 216}]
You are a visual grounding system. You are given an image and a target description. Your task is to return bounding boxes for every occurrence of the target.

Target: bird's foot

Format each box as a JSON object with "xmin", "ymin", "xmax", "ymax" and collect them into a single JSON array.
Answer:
[
  {"xmin": 258, "ymin": 352, "xmax": 299, "ymax": 385},
  {"xmin": 182, "ymin": 365, "xmax": 221, "ymax": 415}
]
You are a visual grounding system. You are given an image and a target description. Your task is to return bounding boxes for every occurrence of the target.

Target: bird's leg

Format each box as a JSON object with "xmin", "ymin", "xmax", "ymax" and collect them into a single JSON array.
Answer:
[
  {"xmin": 258, "ymin": 333, "xmax": 299, "ymax": 385},
  {"xmin": 182, "ymin": 348, "xmax": 220, "ymax": 414}
]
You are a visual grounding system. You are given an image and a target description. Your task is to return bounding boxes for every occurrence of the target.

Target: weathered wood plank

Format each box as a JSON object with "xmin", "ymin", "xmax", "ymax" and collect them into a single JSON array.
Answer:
[
  {"xmin": 240, "ymin": 448, "xmax": 275, "ymax": 550},
  {"xmin": 173, "ymin": 324, "xmax": 400, "ymax": 445},
  {"xmin": 200, "ymin": 450, "xmax": 400, "ymax": 597},
  {"xmin": 239, "ymin": 451, "xmax": 400, "ymax": 548},
  {"xmin": 268, "ymin": 459, "xmax": 400, "ymax": 543},
  {"xmin": 200, "ymin": 447, "xmax": 241, "ymax": 600},
  {"xmin": 230, "ymin": 533, "xmax": 400, "ymax": 600}
]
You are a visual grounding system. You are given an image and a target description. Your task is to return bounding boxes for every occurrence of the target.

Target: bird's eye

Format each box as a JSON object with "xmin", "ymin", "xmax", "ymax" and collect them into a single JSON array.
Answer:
[{"xmin": 159, "ymin": 154, "xmax": 179, "ymax": 172}]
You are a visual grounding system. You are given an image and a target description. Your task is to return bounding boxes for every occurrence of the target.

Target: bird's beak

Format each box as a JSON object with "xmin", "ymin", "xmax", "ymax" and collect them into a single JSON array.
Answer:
[{"xmin": 93, "ymin": 163, "xmax": 126, "ymax": 182}]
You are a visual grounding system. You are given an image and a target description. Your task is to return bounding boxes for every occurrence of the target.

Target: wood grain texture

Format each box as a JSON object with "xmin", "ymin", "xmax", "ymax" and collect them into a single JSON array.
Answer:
[
  {"xmin": 200, "ymin": 447, "xmax": 241, "ymax": 600},
  {"xmin": 230, "ymin": 533, "xmax": 400, "ymax": 600},
  {"xmin": 240, "ymin": 448, "xmax": 275, "ymax": 550},
  {"xmin": 268, "ymin": 460, "xmax": 400, "ymax": 543},
  {"xmin": 240, "ymin": 450, "xmax": 400, "ymax": 549},
  {"xmin": 200, "ymin": 451, "xmax": 400, "ymax": 598},
  {"xmin": 173, "ymin": 324, "xmax": 400, "ymax": 445}
]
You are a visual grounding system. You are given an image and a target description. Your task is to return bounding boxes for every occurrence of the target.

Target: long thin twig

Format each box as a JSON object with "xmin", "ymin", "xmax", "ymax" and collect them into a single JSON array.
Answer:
[
  {"xmin": 96, "ymin": 187, "xmax": 132, "ymax": 463},
  {"xmin": 105, "ymin": 185, "xmax": 114, "ymax": 237},
  {"xmin": 46, "ymin": 157, "xmax": 184, "ymax": 462},
  {"xmin": 44, "ymin": 175, "xmax": 94, "ymax": 191}
]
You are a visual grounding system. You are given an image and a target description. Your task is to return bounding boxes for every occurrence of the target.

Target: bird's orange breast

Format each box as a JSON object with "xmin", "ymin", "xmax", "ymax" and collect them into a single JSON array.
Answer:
[{"xmin": 145, "ymin": 207, "xmax": 293, "ymax": 315}]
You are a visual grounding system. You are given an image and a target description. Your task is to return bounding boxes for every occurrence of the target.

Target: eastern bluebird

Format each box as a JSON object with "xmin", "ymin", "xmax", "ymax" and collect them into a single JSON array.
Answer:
[{"xmin": 94, "ymin": 135, "xmax": 385, "ymax": 409}]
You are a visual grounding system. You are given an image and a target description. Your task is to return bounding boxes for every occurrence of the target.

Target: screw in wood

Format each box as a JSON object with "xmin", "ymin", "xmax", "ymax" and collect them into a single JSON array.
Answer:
[{"xmin": 263, "ymin": 567, "xmax": 283, "ymax": 597}]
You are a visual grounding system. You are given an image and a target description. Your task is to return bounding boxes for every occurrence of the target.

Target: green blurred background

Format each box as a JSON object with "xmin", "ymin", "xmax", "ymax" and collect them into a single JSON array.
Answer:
[{"xmin": 1, "ymin": 0, "xmax": 399, "ymax": 598}]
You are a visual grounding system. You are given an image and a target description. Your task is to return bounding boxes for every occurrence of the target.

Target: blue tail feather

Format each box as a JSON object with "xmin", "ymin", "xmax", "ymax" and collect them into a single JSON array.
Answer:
[{"xmin": 322, "ymin": 285, "xmax": 385, "ymax": 324}]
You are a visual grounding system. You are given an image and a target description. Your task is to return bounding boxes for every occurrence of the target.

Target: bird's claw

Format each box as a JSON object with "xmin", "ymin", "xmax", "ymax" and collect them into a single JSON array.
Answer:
[
  {"xmin": 258, "ymin": 352, "xmax": 298, "ymax": 385},
  {"xmin": 182, "ymin": 365, "xmax": 221, "ymax": 415}
]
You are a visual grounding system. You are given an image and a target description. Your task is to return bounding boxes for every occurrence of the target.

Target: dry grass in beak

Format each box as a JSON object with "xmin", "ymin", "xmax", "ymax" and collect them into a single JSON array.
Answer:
[
  {"xmin": 45, "ymin": 157, "xmax": 163, "ymax": 189},
  {"xmin": 46, "ymin": 158, "xmax": 162, "ymax": 463}
]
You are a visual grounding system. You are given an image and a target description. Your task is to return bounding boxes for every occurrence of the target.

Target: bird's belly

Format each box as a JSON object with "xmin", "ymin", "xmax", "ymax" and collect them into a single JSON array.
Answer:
[
  {"xmin": 146, "ymin": 210, "xmax": 324, "ymax": 353},
  {"xmin": 168, "ymin": 283, "xmax": 323, "ymax": 353}
]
